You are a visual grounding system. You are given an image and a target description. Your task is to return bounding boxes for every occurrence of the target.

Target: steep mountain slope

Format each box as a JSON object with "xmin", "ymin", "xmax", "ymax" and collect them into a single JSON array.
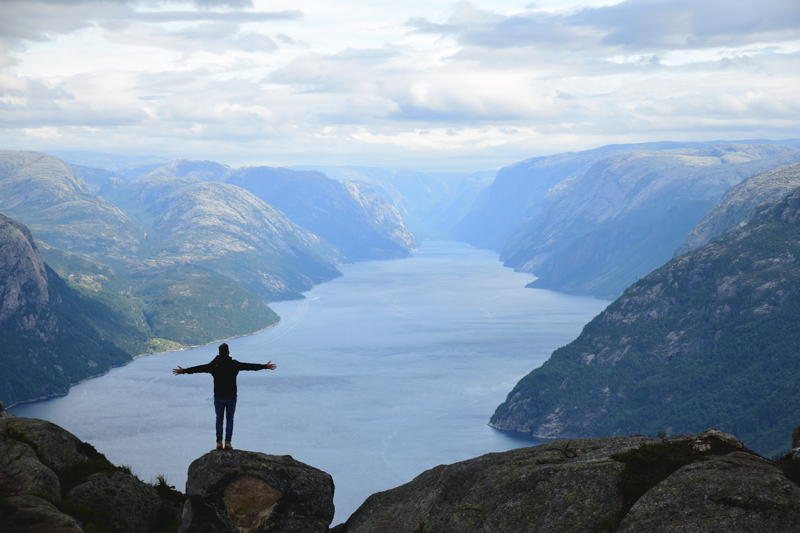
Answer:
[
  {"xmin": 449, "ymin": 141, "xmax": 716, "ymax": 251},
  {"xmin": 224, "ymin": 166, "xmax": 412, "ymax": 261},
  {"xmin": 0, "ymin": 214, "xmax": 133, "ymax": 406},
  {"xmin": 676, "ymin": 163, "xmax": 800, "ymax": 256},
  {"xmin": 0, "ymin": 151, "xmax": 143, "ymax": 263},
  {"xmin": 490, "ymin": 186, "xmax": 800, "ymax": 457},
  {"xmin": 505, "ymin": 144, "xmax": 800, "ymax": 298},
  {"xmin": 129, "ymin": 180, "xmax": 344, "ymax": 301},
  {"xmin": 341, "ymin": 181, "xmax": 419, "ymax": 251}
]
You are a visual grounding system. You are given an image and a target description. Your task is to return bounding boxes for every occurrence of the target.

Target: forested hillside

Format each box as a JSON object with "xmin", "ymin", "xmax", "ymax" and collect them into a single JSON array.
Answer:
[{"xmin": 490, "ymin": 186, "xmax": 800, "ymax": 458}]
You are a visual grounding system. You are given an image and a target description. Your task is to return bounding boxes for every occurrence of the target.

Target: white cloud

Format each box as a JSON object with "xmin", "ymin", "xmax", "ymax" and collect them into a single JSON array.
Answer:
[{"xmin": 0, "ymin": 0, "xmax": 798, "ymax": 171}]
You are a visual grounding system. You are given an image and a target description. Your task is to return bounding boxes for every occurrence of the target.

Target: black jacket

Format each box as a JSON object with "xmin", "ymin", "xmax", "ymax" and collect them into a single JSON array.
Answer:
[{"xmin": 183, "ymin": 354, "xmax": 269, "ymax": 398}]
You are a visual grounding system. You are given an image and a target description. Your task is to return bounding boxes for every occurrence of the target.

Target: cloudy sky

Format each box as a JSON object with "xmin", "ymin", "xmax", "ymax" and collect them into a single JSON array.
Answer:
[{"xmin": 1, "ymin": 0, "xmax": 799, "ymax": 171}]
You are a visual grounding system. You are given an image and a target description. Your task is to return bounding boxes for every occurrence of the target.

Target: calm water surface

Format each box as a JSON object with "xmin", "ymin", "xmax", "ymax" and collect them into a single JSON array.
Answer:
[{"xmin": 12, "ymin": 242, "xmax": 608, "ymax": 523}]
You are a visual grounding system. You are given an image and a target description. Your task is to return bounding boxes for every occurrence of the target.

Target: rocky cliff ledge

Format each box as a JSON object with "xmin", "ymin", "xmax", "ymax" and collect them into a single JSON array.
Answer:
[{"xmin": 2, "ymin": 403, "xmax": 800, "ymax": 533}]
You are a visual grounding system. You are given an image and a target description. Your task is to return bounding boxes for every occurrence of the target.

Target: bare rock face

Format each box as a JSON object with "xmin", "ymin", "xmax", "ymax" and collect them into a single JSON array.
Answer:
[
  {"xmin": 336, "ymin": 430, "xmax": 800, "ymax": 533},
  {"xmin": 0, "ymin": 417, "xmax": 167, "ymax": 533},
  {"xmin": 617, "ymin": 452, "xmax": 800, "ymax": 532},
  {"xmin": 67, "ymin": 470, "xmax": 162, "ymax": 533},
  {"xmin": 180, "ymin": 450, "xmax": 335, "ymax": 533},
  {"xmin": 337, "ymin": 434, "xmax": 654, "ymax": 533}
]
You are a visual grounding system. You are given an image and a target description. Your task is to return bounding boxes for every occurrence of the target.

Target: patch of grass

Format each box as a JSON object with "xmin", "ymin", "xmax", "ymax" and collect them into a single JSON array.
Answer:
[{"xmin": 150, "ymin": 474, "xmax": 186, "ymax": 533}]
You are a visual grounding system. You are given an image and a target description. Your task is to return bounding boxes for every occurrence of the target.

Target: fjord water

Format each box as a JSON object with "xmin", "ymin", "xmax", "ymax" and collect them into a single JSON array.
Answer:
[{"xmin": 12, "ymin": 242, "xmax": 607, "ymax": 523}]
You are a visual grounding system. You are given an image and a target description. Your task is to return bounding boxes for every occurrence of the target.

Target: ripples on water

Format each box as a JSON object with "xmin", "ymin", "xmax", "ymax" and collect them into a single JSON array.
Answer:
[{"xmin": 11, "ymin": 242, "xmax": 608, "ymax": 523}]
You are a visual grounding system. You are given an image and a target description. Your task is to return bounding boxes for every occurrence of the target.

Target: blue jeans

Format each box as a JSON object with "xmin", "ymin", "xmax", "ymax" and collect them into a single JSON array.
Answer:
[{"xmin": 214, "ymin": 398, "xmax": 237, "ymax": 442}]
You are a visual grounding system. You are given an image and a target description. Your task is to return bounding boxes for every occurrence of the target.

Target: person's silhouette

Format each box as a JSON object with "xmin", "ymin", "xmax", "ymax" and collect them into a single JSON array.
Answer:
[{"xmin": 173, "ymin": 343, "xmax": 276, "ymax": 450}]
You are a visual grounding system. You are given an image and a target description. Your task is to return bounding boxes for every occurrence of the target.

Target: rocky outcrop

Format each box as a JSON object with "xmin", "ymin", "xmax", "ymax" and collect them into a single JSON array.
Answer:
[
  {"xmin": 0, "ymin": 417, "xmax": 169, "ymax": 533},
  {"xmin": 335, "ymin": 429, "xmax": 800, "ymax": 533},
  {"xmin": 617, "ymin": 452, "xmax": 800, "ymax": 532},
  {"xmin": 180, "ymin": 450, "xmax": 335, "ymax": 533},
  {"xmin": 67, "ymin": 471, "xmax": 162, "ymax": 533},
  {"xmin": 336, "ymin": 434, "xmax": 646, "ymax": 533}
]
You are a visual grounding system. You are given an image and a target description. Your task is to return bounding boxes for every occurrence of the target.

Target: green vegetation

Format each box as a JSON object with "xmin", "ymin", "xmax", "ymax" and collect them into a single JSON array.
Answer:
[
  {"xmin": 140, "ymin": 265, "xmax": 278, "ymax": 346},
  {"xmin": 492, "ymin": 196, "xmax": 800, "ymax": 459}
]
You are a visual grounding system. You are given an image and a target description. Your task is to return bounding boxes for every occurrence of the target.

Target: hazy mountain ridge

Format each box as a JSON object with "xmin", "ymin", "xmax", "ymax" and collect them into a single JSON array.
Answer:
[
  {"xmin": 289, "ymin": 164, "xmax": 496, "ymax": 239},
  {"xmin": 490, "ymin": 185, "xmax": 800, "ymax": 458},
  {"xmin": 448, "ymin": 141, "xmax": 723, "ymax": 252},
  {"xmin": 501, "ymin": 144, "xmax": 800, "ymax": 298},
  {"xmin": 224, "ymin": 165, "xmax": 413, "ymax": 261},
  {"xmin": 676, "ymin": 162, "xmax": 800, "ymax": 256}
]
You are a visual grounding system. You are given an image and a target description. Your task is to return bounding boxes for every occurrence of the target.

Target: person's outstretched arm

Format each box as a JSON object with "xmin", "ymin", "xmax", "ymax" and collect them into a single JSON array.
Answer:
[
  {"xmin": 236, "ymin": 360, "xmax": 277, "ymax": 371},
  {"xmin": 172, "ymin": 362, "xmax": 214, "ymax": 375}
]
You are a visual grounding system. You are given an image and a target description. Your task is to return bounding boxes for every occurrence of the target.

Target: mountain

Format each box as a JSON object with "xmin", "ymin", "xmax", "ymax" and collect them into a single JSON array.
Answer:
[
  {"xmin": 68, "ymin": 163, "xmax": 125, "ymax": 194},
  {"xmin": 47, "ymin": 150, "xmax": 172, "ymax": 180},
  {"xmin": 490, "ymin": 186, "xmax": 800, "ymax": 458},
  {"xmin": 501, "ymin": 144, "xmax": 800, "ymax": 298},
  {"xmin": 224, "ymin": 166, "xmax": 413, "ymax": 261},
  {"xmin": 676, "ymin": 163, "xmax": 800, "ymax": 256},
  {"xmin": 137, "ymin": 180, "xmax": 343, "ymax": 301},
  {"xmin": 289, "ymin": 165, "xmax": 496, "ymax": 239},
  {"xmin": 449, "ymin": 141, "xmax": 714, "ymax": 251},
  {"xmin": 0, "ymin": 150, "xmax": 144, "ymax": 264},
  {"xmin": 0, "ymin": 214, "xmax": 134, "ymax": 406}
]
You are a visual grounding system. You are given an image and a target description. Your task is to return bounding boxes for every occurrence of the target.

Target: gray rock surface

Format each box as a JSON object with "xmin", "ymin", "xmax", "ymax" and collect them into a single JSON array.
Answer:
[
  {"xmin": 1, "ymin": 494, "xmax": 84, "ymax": 533},
  {"xmin": 337, "ymin": 434, "xmax": 654, "ymax": 533},
  {"xmin": 337, "ymin": 430, "xmax": 800, "ymax": 533},
  {"xmin": 617, "ymin": 452, "xmax": 800, "ymax": 532},
  {"xmin": 180, "ymin": 450, "xmax": 335, "ymax": 533},
  {"xmin": 67, "ymin": 470, "xmax": 162, "ymax": 533},
  {"xmin": 0, "ymin": 417, "xmax": 96, "ymax": 473}
]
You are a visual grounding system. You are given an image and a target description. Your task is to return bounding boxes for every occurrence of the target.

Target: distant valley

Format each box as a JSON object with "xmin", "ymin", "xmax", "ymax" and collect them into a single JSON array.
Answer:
[{"xmin": 4, "ymin": 140, "xmax": 800, "ymax": 460}]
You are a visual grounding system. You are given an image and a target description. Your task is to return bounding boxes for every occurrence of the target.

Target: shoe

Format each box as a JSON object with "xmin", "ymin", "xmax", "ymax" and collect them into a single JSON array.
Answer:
[
  {"xmin": 225, "ymin": 440, "xmax": 233, "ymax": 450},
  {"xmin": 216, "ymin": 441, "xmax": 223, "ymax": 450}
]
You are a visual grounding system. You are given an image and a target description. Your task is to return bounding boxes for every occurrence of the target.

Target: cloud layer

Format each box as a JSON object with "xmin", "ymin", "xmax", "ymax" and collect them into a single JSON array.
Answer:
[{"xmin": 1, "ymin": 0, "xmax": 798, "ymax": 170}]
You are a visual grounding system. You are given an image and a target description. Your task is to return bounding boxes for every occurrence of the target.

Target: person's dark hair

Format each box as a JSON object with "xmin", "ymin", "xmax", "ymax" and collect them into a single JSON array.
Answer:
[{"xmin": 219, "ymin": 343, "xmax": 230, "ymax": 356}]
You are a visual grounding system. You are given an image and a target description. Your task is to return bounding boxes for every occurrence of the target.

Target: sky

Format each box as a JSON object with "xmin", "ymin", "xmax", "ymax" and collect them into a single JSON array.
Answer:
[{"xmin": 1, "ymin": 0, "xmax": 799, "ymax": 171}]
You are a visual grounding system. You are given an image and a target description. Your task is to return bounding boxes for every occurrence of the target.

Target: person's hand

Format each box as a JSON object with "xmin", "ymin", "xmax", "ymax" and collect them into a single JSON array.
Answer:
[
  {"xmin": 266, "ymin": 361, "xmax": 276, "ymax": 370},
  {"xmin": 173, "ymin": 366, "xmax": 184, "ymax": 375}
]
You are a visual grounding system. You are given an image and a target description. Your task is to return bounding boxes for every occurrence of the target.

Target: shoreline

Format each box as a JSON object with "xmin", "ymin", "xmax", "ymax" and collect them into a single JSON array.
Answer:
[{"xmin": 6, "ymin": 319, "xmax": 282, "ymax": 411}]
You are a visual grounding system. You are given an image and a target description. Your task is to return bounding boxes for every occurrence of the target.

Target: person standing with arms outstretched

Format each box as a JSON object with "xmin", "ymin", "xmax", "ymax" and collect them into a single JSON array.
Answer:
[{"xmin": 173, "ymin": 343, "xmax": 276, "ymax": 450}]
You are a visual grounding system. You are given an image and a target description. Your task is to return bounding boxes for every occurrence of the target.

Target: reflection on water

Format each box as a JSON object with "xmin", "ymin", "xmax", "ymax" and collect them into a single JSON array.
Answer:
[{"xmin": 11, "ymin": 242, "xmax": 607, "ymax": 523}]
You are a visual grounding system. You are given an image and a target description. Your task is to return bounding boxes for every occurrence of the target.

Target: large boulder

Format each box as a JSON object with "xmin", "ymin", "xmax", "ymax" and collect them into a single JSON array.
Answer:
[
  {"xmin": 0, "ymin": 417, "xmax": 95, "ymax": 473},
  {"xmin": 180, "ymin": 450, "xmax": 335, "ymax": 533},
  {"xmin": 1, "ymin": 494, "xmax": 84, "ymax": 533},
  {"xmin": 67, "ymin": 470, "xmax": 162, "ymax": 533},
  {"xmin": 618, "ymin": 452, "xmax": 800, "ymax": 532},
  {"xmin": 336, "ymin": 434, "xmax": 653, "ymax": 533},
  {"xmin": 0, "ymin": 416, "xmax": 168, "ymax": 533},
  {"xmin": 0, "ymin": 433, "xmax": 61, "ymax": 500},
  {"xmin": 335, "ymin": 430, "xmax": 800, "ymax": 533}
]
